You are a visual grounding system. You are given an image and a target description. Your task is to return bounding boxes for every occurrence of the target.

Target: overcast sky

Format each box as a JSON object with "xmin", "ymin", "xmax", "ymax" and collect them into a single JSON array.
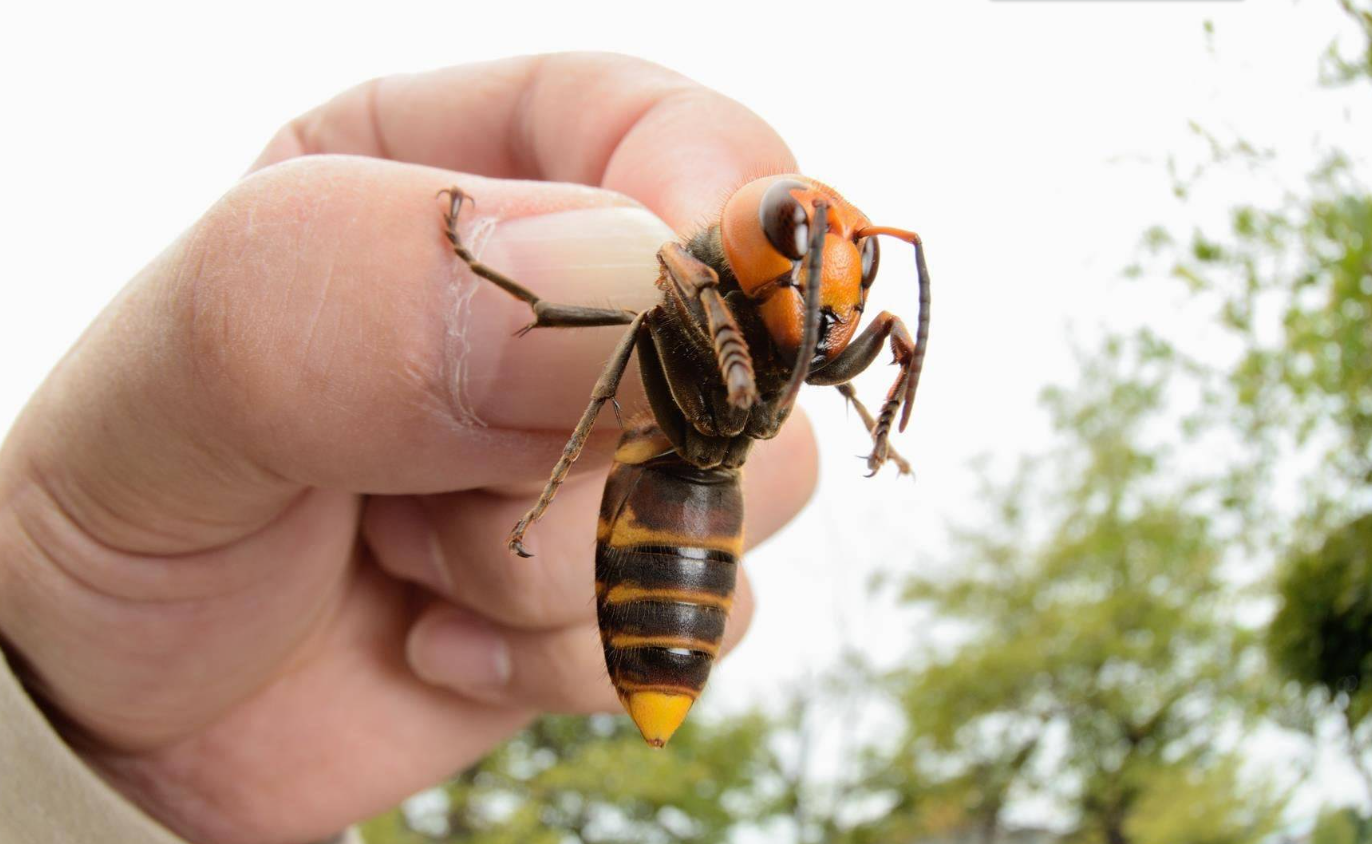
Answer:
[{"xmin": 3, "ymin": 0, "xmax": 1369, "ymax": 826}]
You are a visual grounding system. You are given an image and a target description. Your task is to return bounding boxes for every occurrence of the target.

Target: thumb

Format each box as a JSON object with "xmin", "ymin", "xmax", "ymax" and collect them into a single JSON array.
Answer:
[{"xmin": 0, "ymin": 156, "xmax": 676, "ymax": 556}]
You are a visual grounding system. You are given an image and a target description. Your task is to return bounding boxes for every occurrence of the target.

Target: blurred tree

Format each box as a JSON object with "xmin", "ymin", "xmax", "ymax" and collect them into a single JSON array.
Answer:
[
  {"xmin": 1156, "ymin": 0, "xmax": 1372, "ymax": 815},
  {"xmin": 359, "ymin": 712, "xmax": 781, "ymax": 844},
  {"xmin": 1324, "ymin": 1, "xmax": 1372, "ymax": 85},
  {"xmin": 1313, "ymin": 806, "xmax": 1372, "ymax": 844},
  {"xmin": 1270, "ymin": 514, "xmax": 1372, "ymax": 803},
  {"xmin": 1121, "ymin": 757, "xmax": 1280, "ymax": 844},
  {"xmin": 873, "ymin": 340, "xmax": 1281, "ymax": 844},
  {"xmin": 1160, "ymin": 0, "xmax": 1372, "ymax": 530}
]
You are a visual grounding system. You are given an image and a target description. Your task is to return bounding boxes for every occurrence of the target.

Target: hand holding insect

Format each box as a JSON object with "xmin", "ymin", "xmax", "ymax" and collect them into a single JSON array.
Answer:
[{"xmin": 0, "ymin": 54, "xmax": 817, "ymax": 844}]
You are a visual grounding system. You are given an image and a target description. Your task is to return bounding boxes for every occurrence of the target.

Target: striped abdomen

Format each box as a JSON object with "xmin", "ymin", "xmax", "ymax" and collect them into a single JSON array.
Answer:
[{"xmin": 595, "ymin": 422, "xmax": 743, "ymax": 747}]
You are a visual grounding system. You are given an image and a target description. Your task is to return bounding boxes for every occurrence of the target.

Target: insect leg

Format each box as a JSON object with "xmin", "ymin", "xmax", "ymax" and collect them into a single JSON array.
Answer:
[
  {"xmin": 506, "ymin": 311, "xmax": 648, "ymax": 558},
  {"xmin": 440, "ymin": 187, "xmax": 637, "ymax": 335},
  {"xmin": 807, "ymin": 312, "xmax": 916, "ymax": 476},
  {"xmin": 855, "ymin": 225, "xmax": 932, "ymax": 433},
  {"xmin": 835, "ymin": 383, "xmax": 912, "ymax": 476},
  {"xmin": 657, "ymin": 243, "xmax": 758, "ymax": 410}
]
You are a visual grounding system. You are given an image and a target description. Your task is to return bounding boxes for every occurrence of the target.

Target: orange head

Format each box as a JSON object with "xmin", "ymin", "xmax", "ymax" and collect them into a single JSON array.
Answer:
[{"xmin": 719, "ymin": 175, "xmax": 880, "ymax": 363}]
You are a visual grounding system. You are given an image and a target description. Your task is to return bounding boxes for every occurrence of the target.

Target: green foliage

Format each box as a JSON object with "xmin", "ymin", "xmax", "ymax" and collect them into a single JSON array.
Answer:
[
  {"xmin": 1123, "ymin": 757, "xmax": 1285, "ymax": 844},
  {"xmin": 1321, "ymin": 1, "xmax": 1372, "ymax": 85},
  {"xmin": 361, "ymin": 713, "xmax": 779, "ymax": 844},
  {"xmin": 1159, "ymin": 3, "xmax": 1372, "ymax": 534},
  {"xmin": 1146, "ymin": 0, "xmax": 1372, "ymax": 807},
  {"xmin": 889, "ymin": 340, "xmax": 1275, "ymax": 844},
  {"xmin": 1313, "ymin": 807, "xmax": 1372, "ymax": 844},
  {"xmin": 1270, "ymin": 513, "xmax": 1372, "ymax": 720},
  {"xmin": 1169, "ymin": 156, "xmax": 1372, "ymax": 509}
]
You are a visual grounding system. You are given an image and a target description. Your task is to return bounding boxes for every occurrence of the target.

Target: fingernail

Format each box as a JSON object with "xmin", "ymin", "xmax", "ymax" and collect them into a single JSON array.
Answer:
[
  {"xmin": 407, "ymin": 610, "xmax": 513, "ymax": 694},
  {"xmin": 365, "ymin": 497, "xmax": 453, "ymax": 595},
  {"xmin": 477, "ymin": 207, "xmax": 677, "ymax": 312}
]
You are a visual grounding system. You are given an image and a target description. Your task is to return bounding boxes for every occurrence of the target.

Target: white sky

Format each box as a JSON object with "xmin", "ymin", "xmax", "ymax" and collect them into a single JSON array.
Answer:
[{"xmin": 3, "ymin": 0, "xmax": 1369, "ymax": 828}]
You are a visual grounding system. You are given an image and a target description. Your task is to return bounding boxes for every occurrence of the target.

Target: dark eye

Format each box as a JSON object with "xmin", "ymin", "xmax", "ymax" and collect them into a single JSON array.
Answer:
[
  {"xmin": 759, "ymin": 179, "xmax": 810, "ymax": 261},
  {"xmin": 859, "ymin": 236, "xmax": 880, "ymax": 287}
]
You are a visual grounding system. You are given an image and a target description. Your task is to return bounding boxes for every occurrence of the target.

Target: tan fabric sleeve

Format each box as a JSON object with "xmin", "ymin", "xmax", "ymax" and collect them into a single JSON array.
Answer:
[{"xmin": 0, "ymin": 649, "xmax": 364, "ymax": 844}]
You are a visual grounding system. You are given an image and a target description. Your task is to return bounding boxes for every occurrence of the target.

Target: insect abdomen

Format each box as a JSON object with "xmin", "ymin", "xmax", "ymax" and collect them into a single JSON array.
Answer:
[{"xmin": 595, "ymin": 422, "xmax": 743, "ymax": 747}]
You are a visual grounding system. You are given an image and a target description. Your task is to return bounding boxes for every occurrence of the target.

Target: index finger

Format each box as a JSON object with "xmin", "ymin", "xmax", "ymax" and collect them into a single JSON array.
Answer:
[{"xmin": 251, "ymin": 52, "xmax": 797, "ymax": 232}]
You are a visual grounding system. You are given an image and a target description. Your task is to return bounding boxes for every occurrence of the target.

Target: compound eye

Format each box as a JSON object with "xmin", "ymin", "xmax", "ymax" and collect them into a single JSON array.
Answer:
[
  {"xmin": 859, "ymin": 236, "xmax": 880, "ymax": 288},
  {"xmin": 759, "ymin": 179, "xmax": 810, "ymax": 261}
]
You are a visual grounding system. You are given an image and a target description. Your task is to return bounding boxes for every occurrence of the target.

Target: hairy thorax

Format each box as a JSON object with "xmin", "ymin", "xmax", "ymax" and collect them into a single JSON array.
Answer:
[{"xmin": 631, "ymin": 227, "xmax": 796, "ymax": 470}]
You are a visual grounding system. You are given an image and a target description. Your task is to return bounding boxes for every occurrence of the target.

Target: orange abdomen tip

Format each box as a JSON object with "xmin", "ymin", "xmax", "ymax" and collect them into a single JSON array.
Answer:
[{"xmin": 625, "ymin": 691, "xmax": 695, "ymax": 748}]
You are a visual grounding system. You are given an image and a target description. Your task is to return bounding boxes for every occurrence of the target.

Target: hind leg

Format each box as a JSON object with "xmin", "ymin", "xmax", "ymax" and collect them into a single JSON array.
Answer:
[{"xmin": 505, "ymin": 311, "xmax": 649, "ymax": 557}]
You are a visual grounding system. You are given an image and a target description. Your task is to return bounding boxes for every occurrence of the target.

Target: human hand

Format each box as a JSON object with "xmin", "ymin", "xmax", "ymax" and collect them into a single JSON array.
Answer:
[{"xmin": 0, "ymin": 53, "xmax": 816, "ymax": 844}]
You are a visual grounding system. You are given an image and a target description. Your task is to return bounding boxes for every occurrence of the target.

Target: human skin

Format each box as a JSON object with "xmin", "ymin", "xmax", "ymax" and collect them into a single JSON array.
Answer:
[{"xmin": 0, "ymin": 53, "xmax": 817, "ymax": 844}]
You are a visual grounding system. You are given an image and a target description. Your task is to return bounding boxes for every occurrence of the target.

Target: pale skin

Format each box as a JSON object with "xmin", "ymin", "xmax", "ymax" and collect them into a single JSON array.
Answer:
[{"xmin": 0, "ymin": 53, "xmax": 817, "ymax": 844}]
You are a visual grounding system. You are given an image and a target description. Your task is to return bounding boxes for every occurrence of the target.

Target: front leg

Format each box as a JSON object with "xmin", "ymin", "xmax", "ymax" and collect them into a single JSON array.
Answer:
[
  {"xmin": 440, "ymin": 187, "xmax": 638, "ymax": 335},
  {"xmin": 808, "ymin": 311, "xmax": 916, "ymax": 476},
  {"xmin": 658, "ymin": 243, "xmax": 758, "ymax": 410},
  {"xmin": 836, "ymin": 384, "xmax": 912, "ymax": 476}
]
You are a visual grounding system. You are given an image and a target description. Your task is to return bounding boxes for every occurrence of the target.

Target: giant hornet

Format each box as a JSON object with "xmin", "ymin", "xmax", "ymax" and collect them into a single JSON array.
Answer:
[{"xmin": 438, "ymin": 176, "xmax": 930, "ymax": 746}]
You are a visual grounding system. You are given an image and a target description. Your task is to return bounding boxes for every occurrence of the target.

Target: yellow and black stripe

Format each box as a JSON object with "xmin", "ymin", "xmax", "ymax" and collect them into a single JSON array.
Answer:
[{"xmin": 595, "ymin": 421, "xmax": 743, "ymax": 747}]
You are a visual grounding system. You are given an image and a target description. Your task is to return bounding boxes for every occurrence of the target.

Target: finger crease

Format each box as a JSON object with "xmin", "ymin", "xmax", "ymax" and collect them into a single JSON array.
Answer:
[
  {"xmin": 594, "ymin": 86, "xmax": 700, "ymax": 186},
  {"xmin": 364, "ymin": 76, "xmax": 395, "ymax": 162}
]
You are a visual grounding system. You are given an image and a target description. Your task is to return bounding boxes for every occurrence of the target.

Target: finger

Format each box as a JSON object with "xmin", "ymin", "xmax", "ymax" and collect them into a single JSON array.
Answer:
[
  {"xmin": 363, "ymin": 413, "xmax": 816, "ymax": 630},
  {"xmin": 251, "ymin": 52, "xmax": 796, "ymax": 233},
  {"xmin": 9, "ymin": 158, "xmax": 680, "ymax": 553},
  {"xmin": 86, "ymin": 559, "xmax": 539, "ymax": 844},
  {"xmin": 404, "ymin": 573, "xmax": 757, "ymax": 713},
  {"xmin": 16, "ymin": 53, "xmax": 799, "ymax": 556}
]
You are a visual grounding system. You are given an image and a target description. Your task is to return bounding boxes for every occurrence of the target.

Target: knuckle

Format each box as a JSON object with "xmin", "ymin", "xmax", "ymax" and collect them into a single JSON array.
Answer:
[
  {"xmin": 178, "ymin": 159, "xmax": 332, "ymax": 369},
  {"xmin": 550, "ymin": 51, "xmax": 689, "ymax": 88},
  {"xmin": 171, "ymin": 158, "xmax": 378, "ymax": 453}
]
